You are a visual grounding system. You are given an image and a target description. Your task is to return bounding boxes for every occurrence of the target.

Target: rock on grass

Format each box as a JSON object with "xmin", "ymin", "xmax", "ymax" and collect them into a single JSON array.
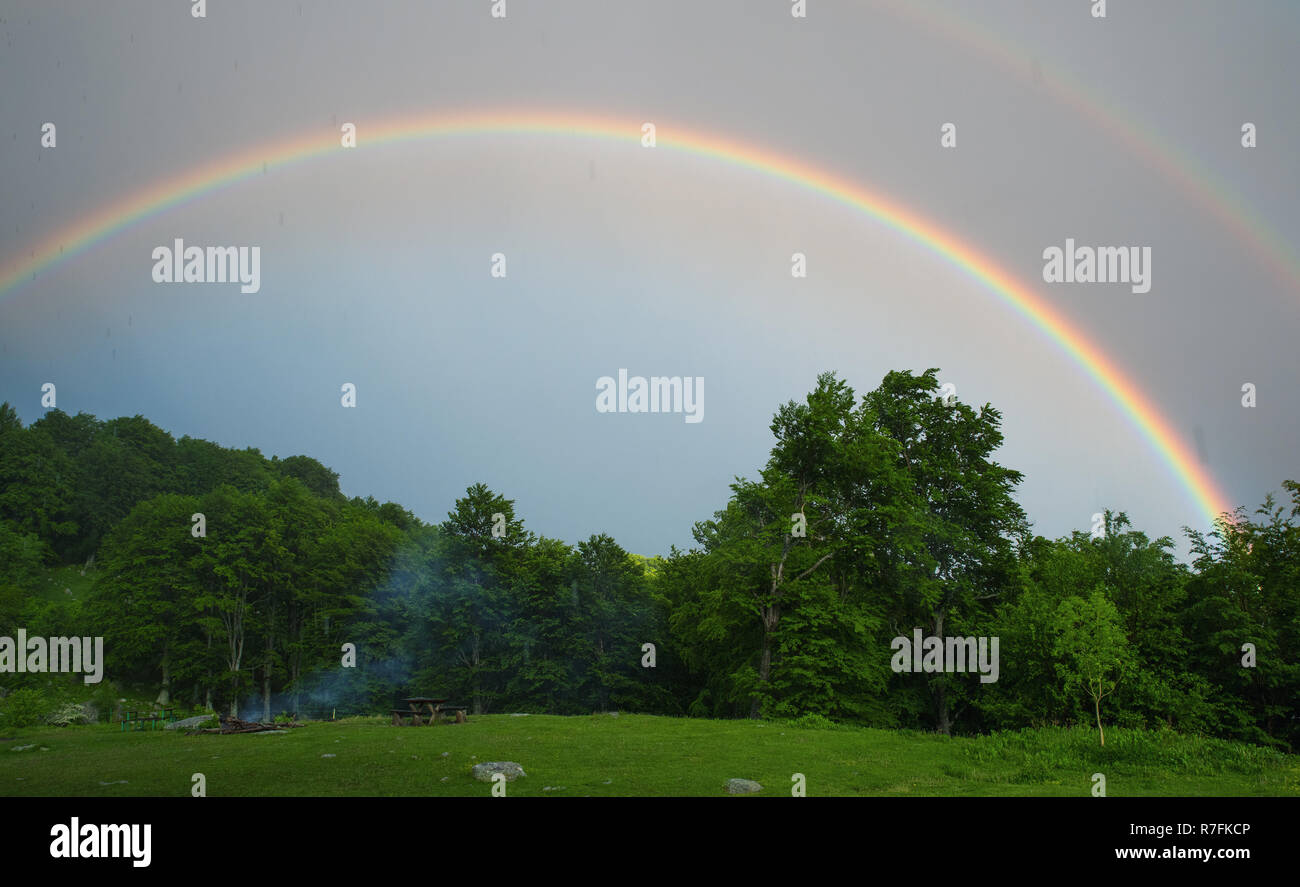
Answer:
[{"xmin": 472, "ymin": 762, "xmax": 526, "ymax": 782}]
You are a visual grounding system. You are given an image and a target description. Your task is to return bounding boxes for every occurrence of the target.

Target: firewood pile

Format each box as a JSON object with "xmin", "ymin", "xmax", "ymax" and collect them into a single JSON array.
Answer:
[{"xmin": 191, "ymin": 715, "xmax": 307, "ymax": 735}]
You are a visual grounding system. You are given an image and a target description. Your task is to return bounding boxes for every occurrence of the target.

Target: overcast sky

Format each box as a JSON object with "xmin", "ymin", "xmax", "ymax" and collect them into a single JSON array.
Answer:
[{"xmin": 2, "ymin": 0, "xmax": 1297, "ymax": 560}]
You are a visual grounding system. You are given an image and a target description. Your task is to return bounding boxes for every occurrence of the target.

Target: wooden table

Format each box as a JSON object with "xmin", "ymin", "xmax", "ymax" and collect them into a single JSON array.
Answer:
[{"xmin": 400, "ymin": 697, "xmax": 447, "ymax": 726}]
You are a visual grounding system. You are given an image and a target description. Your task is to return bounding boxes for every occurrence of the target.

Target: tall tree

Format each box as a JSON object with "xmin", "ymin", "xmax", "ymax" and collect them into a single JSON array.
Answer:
[
  {"xmin": 192, "ymin": 486, "xmax": 286, "ymax": 716},
  {"xmin": 89, "ymin": 493, "xmax": 203, "ymax": 705},
  {"xmin": 430, "ymin": 484, "xmax": 528, "ymax": 714},
  {"xmin": 865, "ymin": 369, "xmax": 1026, "ymax": 734}
]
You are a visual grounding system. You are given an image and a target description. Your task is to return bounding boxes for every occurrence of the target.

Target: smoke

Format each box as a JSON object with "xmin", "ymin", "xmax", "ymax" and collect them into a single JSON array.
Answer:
[{"xmin": 236, "ymin": 530, "xmax": 439, "ymax": 719}]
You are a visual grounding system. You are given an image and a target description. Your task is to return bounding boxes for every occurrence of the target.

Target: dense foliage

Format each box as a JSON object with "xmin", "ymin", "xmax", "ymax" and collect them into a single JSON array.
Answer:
[{"xmin": 0, "ymin": 373, "xmax": 1294, "ymax": 751}]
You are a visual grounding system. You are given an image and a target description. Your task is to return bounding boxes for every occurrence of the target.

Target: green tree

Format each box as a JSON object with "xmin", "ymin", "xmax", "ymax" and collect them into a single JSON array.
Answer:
[
  {"xmin": 192, "ymin": 486, "xmax": 285, "ymax": 716},
  {"xmin": 683, "ymin": 372, "xmax": 903, "ymax": 720},
  {"xmin": 1184, "ymin": 483, "xmax": 1300, "ymax": 750},
  {"xmin": 427, "ymin": 484, "xmax": 528, "ymax": 714},
  {"xmin": 1053, "ymin": 589, "xmax": 1133, "ymax": 746},
  {"xmin": 274, "ymin": 454, "xmax": 343, "ymax": 500},
  {"xmin": 0, "ymin": 409, "xmax": 78, "ymax": 548},
  {"xmin": 88, "ymin": 493, "xmax": 203, "ymax": 704},
  {"xmin": 568, "ymin": 533, "xmax": 651, "ymax": 712},
  {"xmin": 864, "ymin": 369, "xmax": 1026, "ymax": 734}
]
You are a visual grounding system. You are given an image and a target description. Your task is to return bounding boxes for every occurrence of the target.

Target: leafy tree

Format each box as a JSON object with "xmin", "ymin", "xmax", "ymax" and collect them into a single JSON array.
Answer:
[
  {"xmin": 274, "ymin": 455, "xmax": 343, "ymax": 500},
  {"xmin": 0, "ymin": 519, "xmax": 48, "ymax": 590},
  {"xmin": 864, "ymin": 369, "xmax": 1026, "ymax": 734},
  {"xmin": 191, "ymin": 486, "xmax": 285, "ymax": 716},
  {"xmin": 1053, "ymin": 589, "xmax": 1133, "ymax": 746},
  {"xmin": 425, "ymin": 484, "xmax": 528, "ymax": 714},
  {"xmin": 88, "ymin": 494, "xmax": 202, "ymax": 704},
  {"xmin": 1185, "ymin": 483, "xmax": 1300, "ymax": 750},
  {"xmin": 501, "ymin": 535, "xmax": 579, "ymax": 712},
  {"xmin": 568, "ymin": 533, "xmax": 649, "ymax": 712},
  {"xmin": 174, "ymin": 436, "xmax": 275, "ymax": 496},
  {"xmin": 0, "ymin": 411, "xmax": 78, "ymax": 547}
]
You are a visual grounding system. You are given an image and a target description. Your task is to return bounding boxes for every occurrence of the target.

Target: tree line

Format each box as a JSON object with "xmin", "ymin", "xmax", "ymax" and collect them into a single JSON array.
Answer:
[{"xmin": 0, "ymin": 370, "xmax": 1295, "ymax": 750}]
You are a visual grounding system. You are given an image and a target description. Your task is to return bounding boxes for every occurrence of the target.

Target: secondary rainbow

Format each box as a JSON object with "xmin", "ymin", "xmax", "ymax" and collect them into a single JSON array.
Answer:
[
  {"xmin": 880, "ymin": 0, "xmax": 1300, "ymax": 299},
  {"xmin": 0, "ymin": 109, "xmax": 1234, "ymax": 526}
]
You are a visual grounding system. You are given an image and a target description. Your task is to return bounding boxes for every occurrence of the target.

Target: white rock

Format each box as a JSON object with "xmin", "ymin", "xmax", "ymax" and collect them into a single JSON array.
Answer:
[{"xmin": 472, "ymin": 761, "xmax": 526, "ymax": 782}]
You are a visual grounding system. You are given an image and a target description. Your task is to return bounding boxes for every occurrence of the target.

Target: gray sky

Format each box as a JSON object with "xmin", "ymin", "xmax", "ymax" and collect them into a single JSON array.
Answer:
[{"xmin": 2, "ymin": 0, "xmax": 1297, "ymax": 559}]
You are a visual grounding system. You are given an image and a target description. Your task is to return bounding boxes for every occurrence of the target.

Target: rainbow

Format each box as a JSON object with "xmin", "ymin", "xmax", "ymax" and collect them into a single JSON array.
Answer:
[
  {"xmin": 880, "ymin": 0, "xmax": 1300, "ymax": 299},
  {"xmin": 0, "ymin": 109, "xmax": 1233, "ymax": 526}
]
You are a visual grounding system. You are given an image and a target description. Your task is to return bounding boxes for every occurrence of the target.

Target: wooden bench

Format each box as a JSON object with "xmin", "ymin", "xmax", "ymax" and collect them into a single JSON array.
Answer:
[
  {"xmin": 390, "ymin": 709, "xmax": 425, "ymax": 726},
  {"xmin": 435, "ymin": 705, "xmax": 468, "ymax": 724}
]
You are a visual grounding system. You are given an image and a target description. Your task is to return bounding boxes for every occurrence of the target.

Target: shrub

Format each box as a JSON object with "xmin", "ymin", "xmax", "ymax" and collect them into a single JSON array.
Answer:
[
  {"xmin": 0, "ymin": 688, "xmax": 49, "ymax": 728},
  {"xmin": 45, "ymin": 702, "xmax": 93, "ymax": 727},
  {"xmin": 788, "ymin": 712, "xmax": 839, "ymax": 730}
]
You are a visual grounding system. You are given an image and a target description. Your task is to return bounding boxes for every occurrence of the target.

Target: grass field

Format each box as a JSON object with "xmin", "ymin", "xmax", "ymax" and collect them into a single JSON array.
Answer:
[
  {"xmin": 34, "ymin": 564, "xmax": 96, "ymax": 603},
  {"xmin": 0, "ymin": 714, "xmax": 1296, "ymax": 797}
]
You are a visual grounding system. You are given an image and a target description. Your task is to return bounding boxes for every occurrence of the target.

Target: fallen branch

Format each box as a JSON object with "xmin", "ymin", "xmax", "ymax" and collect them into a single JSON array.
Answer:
[{"xmin": 188, "ymin": 715, "xmax": 307, "ymax": 735}]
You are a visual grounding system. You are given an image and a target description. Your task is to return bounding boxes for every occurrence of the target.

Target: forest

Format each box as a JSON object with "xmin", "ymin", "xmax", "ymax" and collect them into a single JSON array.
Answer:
[{"xmin": 0, "ymin": 369, "xmax": 1295, "ymax": 751}]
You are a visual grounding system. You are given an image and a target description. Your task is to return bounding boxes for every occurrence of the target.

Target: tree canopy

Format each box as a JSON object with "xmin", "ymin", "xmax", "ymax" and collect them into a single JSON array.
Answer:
[{"xmin": 0, "ymin": 376, "xmax": 1294, "ymax": 752}]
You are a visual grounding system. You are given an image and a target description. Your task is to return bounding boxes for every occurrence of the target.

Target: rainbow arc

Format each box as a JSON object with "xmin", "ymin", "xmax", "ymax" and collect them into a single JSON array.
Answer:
[{"xmin": 0, "ymin": 110, "xmax": 1234, "ymax": 527}]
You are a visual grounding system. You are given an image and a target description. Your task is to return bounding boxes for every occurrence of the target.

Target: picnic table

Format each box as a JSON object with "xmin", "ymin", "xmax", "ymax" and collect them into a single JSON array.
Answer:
[
  {"xmin": 390, "ymin": 697, "xmax": 468, "ymax": 726},
  {"xmin": 400, "ymin": 697, "xmax": 445, "ymax": 726}
]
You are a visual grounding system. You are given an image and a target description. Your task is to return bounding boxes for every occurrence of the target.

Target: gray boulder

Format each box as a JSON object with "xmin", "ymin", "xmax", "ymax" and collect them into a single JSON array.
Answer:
[
  {"xmin": 165, "ymin": 715, "xmax": 215, "ymax": 731},
  {"xmin": 472, "ymin": 761, "xmax": 527, "ymax": 782},
  {"xmin": 726, "ymin": 778, "xmax": 763, "ymax": 795}
]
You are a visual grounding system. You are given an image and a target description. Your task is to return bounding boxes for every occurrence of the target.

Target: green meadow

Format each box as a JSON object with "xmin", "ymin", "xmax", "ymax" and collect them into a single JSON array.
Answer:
[{"xmin": 1, "ymin": 715, "xmax": 1295, "ymax": 797}]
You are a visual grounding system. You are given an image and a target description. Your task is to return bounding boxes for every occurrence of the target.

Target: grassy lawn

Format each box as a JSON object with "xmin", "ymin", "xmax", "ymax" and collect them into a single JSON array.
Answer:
[
  {"xmin": 34, "ymin": 564, "xmax": 96, "ymax": 603},
  {"xmin": 0, "ymin": 714, "xmax": 1295, "ymax": 797}
]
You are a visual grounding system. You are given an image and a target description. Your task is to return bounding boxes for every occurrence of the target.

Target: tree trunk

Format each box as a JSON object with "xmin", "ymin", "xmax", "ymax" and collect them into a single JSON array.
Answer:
[
  {"xmin": 263, "ymin": 630, "xmax": 273, "ymax": 722},
  {"xmin": 155, "ymin": 644, "xmax": 171, "ymax": 706},
  {"xmin": 289, "ymin": 602, "xmax": 301, "ymax": 716},
  {"xmin": 932, "ymin": 609, "xmax": 952, "ymax": 735},
  {"xmin": 471, "ymin": 634, "xmax": 483, "ymax": 716},
  {"xmin": 750, "ymin": 606, "xmax": 779, "ymax": 719},
  {"xmin": 598, "ymin": 635, "xmax": 610, "ymax": 713},
  {"xmin": 1095, "ymin": 695, "xmax": 1105, "ymax": 746},
  {"xmin": 204, "ymin": 630, "xmax": 213, "ymax": 711},
  {"xmin": 749, "ymin": 636, "xmax": 773, "ymax": 720},
  {"xmin": 935, "ymin": 682, "xmax": 952, "ymax": 736}
]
